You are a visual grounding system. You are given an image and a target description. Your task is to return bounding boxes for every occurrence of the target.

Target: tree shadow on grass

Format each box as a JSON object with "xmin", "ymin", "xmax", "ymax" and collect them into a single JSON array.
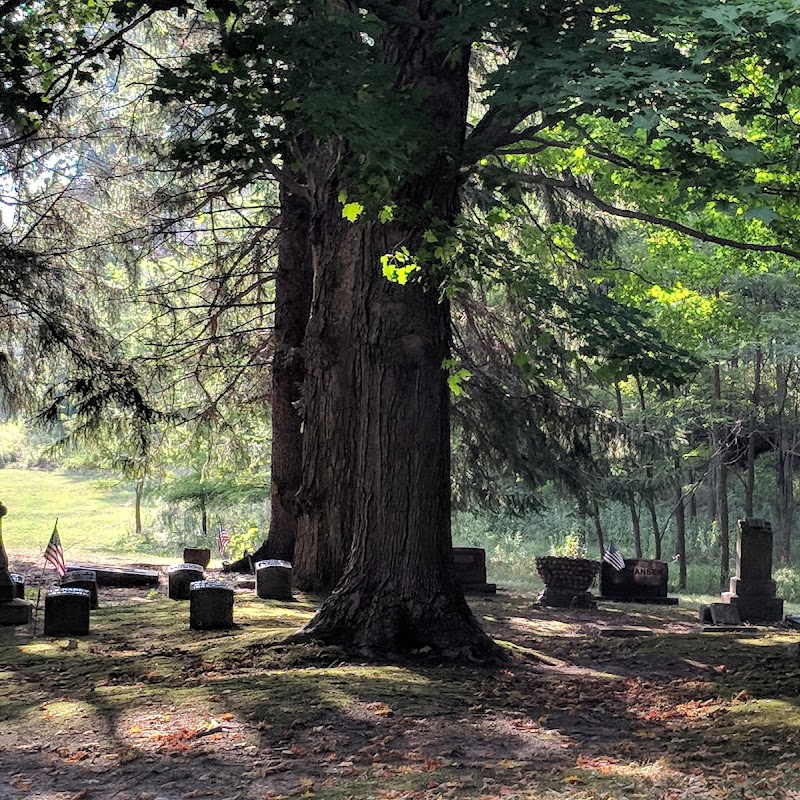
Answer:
[{"xmin": 3, "ymin": 590, "xmax": 800, "ymax": 798}]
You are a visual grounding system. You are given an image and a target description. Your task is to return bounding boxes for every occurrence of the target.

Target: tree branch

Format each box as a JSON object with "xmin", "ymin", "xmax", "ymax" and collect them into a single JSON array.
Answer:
[{"xmin": 492, "ymin": 169, "xmax": 800, "ymax": 259}]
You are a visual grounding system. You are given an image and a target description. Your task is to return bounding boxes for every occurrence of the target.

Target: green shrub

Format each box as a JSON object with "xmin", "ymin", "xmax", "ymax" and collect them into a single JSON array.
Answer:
[{"xmin": 776, "ymin": 566, "xmax": 800, "ymax": 603}]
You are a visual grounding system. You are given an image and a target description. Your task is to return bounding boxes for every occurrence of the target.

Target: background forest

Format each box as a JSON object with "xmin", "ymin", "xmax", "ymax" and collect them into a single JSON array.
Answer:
[{"xmin": 3, "ymin": 0, "xmax": 800, "ymax": 605}]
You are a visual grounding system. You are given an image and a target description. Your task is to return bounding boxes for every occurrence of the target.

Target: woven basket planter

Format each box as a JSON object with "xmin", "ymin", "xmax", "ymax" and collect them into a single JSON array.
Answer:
[{"xmin": 535, "ymin": 556, "xmax": 600, "ymax": 607}]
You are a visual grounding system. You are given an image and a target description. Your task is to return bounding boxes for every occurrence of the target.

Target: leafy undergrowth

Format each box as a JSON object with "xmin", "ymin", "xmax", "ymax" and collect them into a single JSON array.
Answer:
[{"xmin": 2, "ymin": 579, "xmax": 800, "ymax": 800}]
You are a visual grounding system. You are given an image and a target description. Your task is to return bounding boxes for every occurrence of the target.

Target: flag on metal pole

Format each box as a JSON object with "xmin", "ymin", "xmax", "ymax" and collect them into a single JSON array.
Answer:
[
  {"xmin": 217, "ymin": 523, "xmax": 230, "ymax": 556},
  {"xmin": 43, "ymin": 520, "xmax": 66, "ymax": 577},
  {"xmin": 602, "ymin": 541, "xmax": 625, "ymax": 571}
]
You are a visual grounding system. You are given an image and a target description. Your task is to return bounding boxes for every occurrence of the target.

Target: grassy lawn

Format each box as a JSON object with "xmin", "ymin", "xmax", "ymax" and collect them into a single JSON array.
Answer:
[{"xmin": 0, "ymin": 467, "xmax": 141, "ymax": 559}]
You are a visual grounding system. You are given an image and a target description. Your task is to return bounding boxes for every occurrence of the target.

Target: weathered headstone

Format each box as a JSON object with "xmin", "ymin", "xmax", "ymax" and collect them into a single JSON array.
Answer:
[
  {"xmin": 0, "ymin": 502, "xmax": 33, "ymax": 626},
  {"xmin": 168, "ymin": 563, "xmax": 205, "ymax": 600},
  {"xmin": 10, "ymin": 573, "xmax": 25, "ymax": 600},
  {"xmin": 720, "ymin": 518, "xmax": 784, "ymax": 623},
  {"xmin": 61, "ymin": 569, "xmax": 99, "ymax": 609},
  {"xmin": 600, "ymin": 558, "xmax": 678, "ymax": 605},
  {"xmin": 44, "ymin": 588, "xmax": 91, "ymax": 636},
  {"xmin": 452, "ymin": 548, "xmax": 496, "ymax": 594},
  {"xmin": 66, "ymin": 563, "xmax": 159, "ymax": 587},
  {"xmin": 183, "ymin": 547, "xmax": 211, "ymax": 568},
  {"xmin": 256, "ymin": 560, "xmax": 293, "ymax": 601},
  {"xmin": 189, "ymin": 580, "xmax": 234, "ymax": 630}
]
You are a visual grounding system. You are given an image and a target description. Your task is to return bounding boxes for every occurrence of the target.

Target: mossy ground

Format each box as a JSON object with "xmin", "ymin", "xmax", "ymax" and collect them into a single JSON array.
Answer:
[{"xmin": 2, "ymin": 578, "xmax": 800, "ymax": 800}]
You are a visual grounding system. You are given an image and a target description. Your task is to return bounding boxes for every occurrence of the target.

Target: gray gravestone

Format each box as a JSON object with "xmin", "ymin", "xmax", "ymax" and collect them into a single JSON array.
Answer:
[
  {"xmin": 189, "ymin": 580, "xmax": 234, "ymax": 630},
  {"xmin": 61, "ymin": 570, "xmax": 98, "ymax": 609},
  {"xmin": 720, "ymin": 519, "xmax": 784, "ymax": 622},
  {"xmin": 600, "ymin": 559, "xmax": 678, "ymax": 604},
  {"xmin": 168, "ymin": 563, "xmax": 205, "ymax": 600},
  {"xmin": 452, "ymin": 548, "xmax": 496, "ymax": 594},
  {"xmin": 44, "ymin": 588, "xmax": 91, "ymax": 635},
  {"xmin": 256, "ymin": 560, "xmax": 293, "ymax": 601},
  {"xmin": 10, "ymin": 573, "xmax": 24, "ymax": 600}
]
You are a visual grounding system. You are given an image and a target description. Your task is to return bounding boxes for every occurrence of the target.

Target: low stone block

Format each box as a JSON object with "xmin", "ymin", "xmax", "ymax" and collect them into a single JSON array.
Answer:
[
  {"xmin": 698, "ymin": 605, "xmax": 713, "ymax": 624},
  {"xmin": 537, "ymin": 587, "xmax": 596, "ymax": 609},
  {"xmin": 66, "ymin": 564, "xmax": 159, "ymax": 587},
  {"xmin": 598, "ymin": 626, "xmax": 655, "ymax": 638},
  {"xmin": 0, "ymin": 599, "xmax": 33, "ymax": 626},
  {"xmin": 61, "ymin": 570, "xmax": 98, "ymax": 609},
  {"xmin": 722, "ymin": 593, "xmax": 784, "ymax": 624},
  {"xmin": 168, "ymin": 563, "xmax": 205, "ymax": 600},
  {"xmin": 710, "ymin": 602, "xmax": 742, "ymax": 626},
  {"xmin": 256, "ymin": 560, "xmax": 293, "ymax": 601},
  {"xmin": 44, "ymin": 589, "xmax": 91, "ymax": 636},
  {"xmin": 189, "ymin": 580, "xmax": 234, "ymax": 630}
]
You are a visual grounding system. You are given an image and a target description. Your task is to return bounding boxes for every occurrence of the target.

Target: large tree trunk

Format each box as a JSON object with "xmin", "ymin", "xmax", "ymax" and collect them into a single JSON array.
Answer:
[
  {"xmin": 292, "ymin": 7, "xmax": 497, "ymax": 656},
  {"xmin": 266, "ymin": 184, "xmax": 313, "ymax": 565}
]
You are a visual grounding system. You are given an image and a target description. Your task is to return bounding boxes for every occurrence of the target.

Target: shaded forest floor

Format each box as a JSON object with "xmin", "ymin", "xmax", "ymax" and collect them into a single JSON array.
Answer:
[{"xmin": 2, "ymin": 565, "xmax": 800, "ymax": 799}]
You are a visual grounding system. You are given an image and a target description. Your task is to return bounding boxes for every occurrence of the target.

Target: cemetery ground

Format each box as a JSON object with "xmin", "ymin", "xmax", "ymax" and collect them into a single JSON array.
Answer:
[{"xmin": 3, "ymin": 574, "xmax": 800, "ymax": 800}]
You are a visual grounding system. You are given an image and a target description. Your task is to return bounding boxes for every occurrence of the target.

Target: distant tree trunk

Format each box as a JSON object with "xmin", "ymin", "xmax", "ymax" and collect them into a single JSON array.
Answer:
[
  {"xmin": 635, "ymin": 376, "xmax": 659, "ymax": 559},
  {"xmin": 712, "ymin": 362, "xmax": 730, "ymax": 589},
  {"xmin": 134, "ymin": 478, "xmax": 144, "ymax": 540},
  {"xmin": 591, "ymin": 500, "xmax": 605, "ymax": 555},
  {"xmin": 708, "ymin": 467, "xmax": 717, "ymax": 522},
  {"xmin": 201, "ymin": 501, "xmax": 208, "ymax": 539},
  {"xmin": 266, "ymin": 184, "xmax": 313, "ymax": 565},
  {"xmin": 744, "ymin": 346, "xmax": 762, "ymax": 518},
  {"xmin": 689, "ymin": 470, "xmax": 697, "ymax": 520},
  {"xmin": 674, "ymin": 474, "xmax": 687, "ymax": 589},
  {"xmin": 628, "ymin": 496, "xmax": 643, "ymax": 557},
  {"xmin": 776, "ymin": 360, "xmax": 795, "ymax": 564},
  {"xmin": 616, "ymin": 383, "xmax": 642, "ymax": 558},
  {"xmin": 647, "ymin": 497, "xmax": 661, "ymax": 561},
  {"xmin": 614, "ymin": 383, "xmax": 624, "ymax": 418}
]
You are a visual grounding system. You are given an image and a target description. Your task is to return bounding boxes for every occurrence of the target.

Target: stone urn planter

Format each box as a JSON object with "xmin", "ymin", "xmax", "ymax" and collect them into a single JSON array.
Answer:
[{"xmin": 535, "ymin": 556, "xmax": 600, "ymax": 608}]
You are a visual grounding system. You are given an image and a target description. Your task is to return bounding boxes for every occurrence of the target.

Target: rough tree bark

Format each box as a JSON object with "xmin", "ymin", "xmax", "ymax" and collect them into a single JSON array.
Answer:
[
  {"xmin": 224, "ymin": 185, "xmax": 314, "ymax": 575},
  {"xmin": 266, "ymin": 184, "xmax": 313, "ymax": 565},
  {"xmin": 291, "ymin": 4, "xmax": 498, "ymax": 656}
]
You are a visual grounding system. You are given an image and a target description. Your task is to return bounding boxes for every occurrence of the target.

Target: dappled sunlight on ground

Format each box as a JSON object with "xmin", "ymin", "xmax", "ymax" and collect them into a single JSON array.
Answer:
[{"xmin": 3, "ymin": 581, "xmax": 800, "ymax": 798}]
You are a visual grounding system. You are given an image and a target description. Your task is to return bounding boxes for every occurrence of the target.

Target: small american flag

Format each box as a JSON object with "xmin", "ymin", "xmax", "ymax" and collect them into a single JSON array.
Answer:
[
  {"xmin": 217, "ymin": 523, "xmax": 230, "ymax": 556},
  {"xmin": 602, "ymin": 541, "xmax": 625, "ymax": 571},
  {"xmin": 44, "ymin": 521, "xmax": 66, "ymax": 577}
]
